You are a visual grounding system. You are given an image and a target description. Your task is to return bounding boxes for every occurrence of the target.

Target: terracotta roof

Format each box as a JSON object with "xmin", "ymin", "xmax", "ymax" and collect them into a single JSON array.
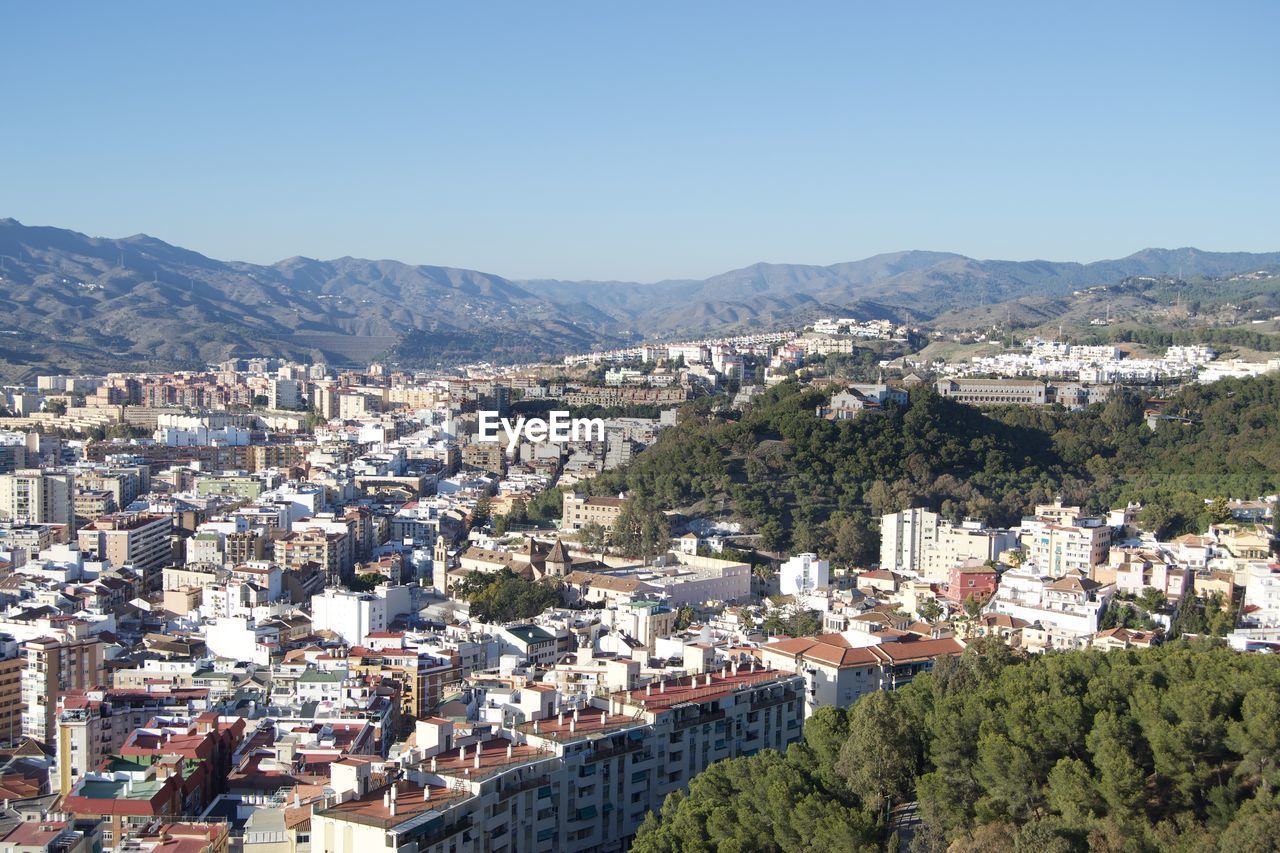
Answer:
[
  {"xmin": 1047, "ymin": 575, "xmax": 1101, "ymax": 593},
  {"xmin": 546, "ymin": 539, "xmax": 572, "ymax": 564}
]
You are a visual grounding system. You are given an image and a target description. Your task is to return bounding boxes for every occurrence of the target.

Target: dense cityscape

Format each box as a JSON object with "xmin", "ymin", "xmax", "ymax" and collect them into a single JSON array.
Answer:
[
  {"xmin": 0, "ymin": 307, "xmax": 1270, "ymax": 850},
  {"xmin": 5, "ymin": 3, "xmax": 1280, "ymax": 851}
]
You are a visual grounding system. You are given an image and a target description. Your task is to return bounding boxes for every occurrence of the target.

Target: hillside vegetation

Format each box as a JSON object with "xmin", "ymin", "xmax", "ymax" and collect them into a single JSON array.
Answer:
[
  {"xmin": 633, "ymin": 641, "xmax": 1280, "ymax": 853},
  {"xmin": 589, "ymin": 374, "xmax": 1280, "ymax": 555}
]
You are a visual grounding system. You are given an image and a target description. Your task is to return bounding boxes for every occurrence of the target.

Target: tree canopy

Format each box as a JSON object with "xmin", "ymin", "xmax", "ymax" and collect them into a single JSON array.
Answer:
[
  {"xmin": 586, "ymin": 374, "xmax": 1280, "ymax": 556},
  {"xmin": 453, "ymin": 568, "xmax": 563, "ymax": 623},
  {"xmin": 633, "ymin": 640, "xmax": 1280, "ymax": 853}
]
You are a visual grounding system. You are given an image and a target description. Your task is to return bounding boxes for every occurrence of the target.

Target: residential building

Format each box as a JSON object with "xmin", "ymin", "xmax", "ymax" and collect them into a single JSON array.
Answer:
[
  {"xmin": 268, "ymin": 378, "xmax": 303, "ymax": 411},
  {"xmin": 935, "ymin": 378, "xmax": 1048, "ymax": 406},
  {"xmin": 779, "ymin": 553, "xmax": 829, "ymax": 596},
  {"xmin": 943, "ymin": 560, "xmax": 999, "ymax": 604},
  {"xmin": 986, "ymin": 569, "xmax": 1115, "ymax": 651},
  {"xmin": 879, "ymin": 508, "xmax": 938, "ymax": 575},
  {"xmin": 77, "ymin": 512, "xmax": 173, "ymax": 582},
  {"xmin": 762, "ymin": 633, "xmax": 965, "ymax": 715},
  {"xmin": 311, "ymin": 587, "xmax": 413, "ymax": 646},
  {"xmin": 313, "ymin": 665, "xmax": 804, "ymax": 853},
  {"xmin": 0, "ymin": 635, "xmax": 23, "ymax": 745},
  {"xmin": 1021, "ymin": 505, "xmax": 1111, "ymax": 577},
  {"xmin": 275, "ymin": 527, "xmax": 352, "ymax": 585},
  {"xmin": 0, "ymin": 469, "xmax": 75, "ymax": 532},
  {"xmin": 919, "ymin": 520, "xmax": 1018, "ymax": 583},
  {"xmin": 21, "ymin": 636, "xmax": 105, "ymax": 744},
  {"xmin": 1242, "ymin": 562, "xmax": 1280, "ymax": 628}
]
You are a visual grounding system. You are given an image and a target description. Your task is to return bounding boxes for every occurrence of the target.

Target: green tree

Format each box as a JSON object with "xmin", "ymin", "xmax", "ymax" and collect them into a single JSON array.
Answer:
[
  {"xmin": 470, "ymin": 496, "xmax": 492, "ymax": 530},
  {"xmin": 507, "ymin": 496, "xmax": 528, "ymax": 524},
  {"xmin": 787, "ymin": 610, "xmax": 822, "ymax": 637},
  {"xmin": 835, "ymin": 690, "xmax": 919, "ymax": 814},
  {"xmin": 525, "ymin": 486, "xmax": 564, "ymax": 525},
  {"xmin": 346, "ymin": 572, "xmax": 384, "ymax": 592},
  {"xmin": 455, "ymin": 568, "xmax": 562, "ymax": 623},
  {"xmin": 610, "ymin": 502, "xmax": 670, "ymax": 563},
  {"xmin": 919, "ymin": 598, "xmax": 944, "ymax": 623},
  {"xmin": 1208, "ymin": 496, "xmax": 1233, "ymax": 525},
  {"xmin": 44, "ymin": 399, "xmax": 67, "ymax": 416},
  {"xmin": 1137, "ymin": 586, "xmax": 1166, "ymax": 615},
  {"xmin": 578, "ymin": 522, "xmax": 608, "ymax": 558},
  {"xmin": 757, "ymin": 518, "xmax": 787, "ymax": 553}
]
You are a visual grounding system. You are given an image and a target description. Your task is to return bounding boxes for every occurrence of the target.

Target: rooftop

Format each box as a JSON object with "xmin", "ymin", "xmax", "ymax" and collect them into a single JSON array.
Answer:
[
  {"xmin": 617, "ymin": 666, "xmax": 790, "ymax": 712},
  {"xmin": 427, "ymin": 737, "xmax": 550, "ymax": 781},
  {"xmin": 516, "ymin": 710, "xmax": 640, "ymax": 744},
  {"xmin": 315, "ymin": 780, "xmax": 470, "ymax": 830}
]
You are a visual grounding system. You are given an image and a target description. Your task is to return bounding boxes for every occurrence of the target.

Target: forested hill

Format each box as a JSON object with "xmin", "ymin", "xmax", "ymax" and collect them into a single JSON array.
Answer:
[
  {"xmin": 632, "ymin": 640, "xmax": 1280, "ymax": 852},
  {"xmin": 587, "ymin": 374, "xmax": 1280, "ymax": 557}
]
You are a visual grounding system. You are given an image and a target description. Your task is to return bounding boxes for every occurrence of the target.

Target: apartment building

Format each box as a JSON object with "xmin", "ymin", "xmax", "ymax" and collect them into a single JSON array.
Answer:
[
  {"xmin": 346, "ymin": 645, "xmax": 457, "ymax": 727},
  {"xmin": 312, "ymin": 665, "xmax": 804, "ymax": 853},
  {"xmin": 311, "ymin": 587, "xmax": 414, "ymax": 646},
  {"xmin": 919, "ymin": 520, "xmax": 1019, "ymax": 582},
  {"xmin": 762, "ymin": 633, "xmax": 965, "ymax": 715},
  {"xmin": 934, "ymin": 378, "xmax": 1048, "ymax": 406},
  {"xmin": 561, "ymin": 386, "xmax": 689, "ymax": 408},
  {"xmin": 0, "ymin": 635, "xmax": 23, "ymax": 745},
  {"xmin": 275, "ymin": 527, "xmax": 352, "ymax": 585},
  {"xmin": 21, "ymin": 636, "xmax": 105, "ymax": 743},
  {"xmin": 879, "ymin": 508, "xmax": 938, "ymax": 575},
  {"xmin": 77, "ymin": 512, "xmax": 173, "ymax": 583},
  {"xmin": 1021, "ymin": 513, "xmax": 1111, "ymax": 577},
  {"xmin": 0, "ymin": 469, "xmax": 76, "ymax": 532},
  {"xmin": 779, "ymin": 553, "xmax": 829, "ymax": 595},
  {"xmin": 268, "ymin": 378, "xmax": 304, "ymax": 411},
  {"xmin": 986, "ymin": 569, "xmax": 1115, "ymax": 650}
]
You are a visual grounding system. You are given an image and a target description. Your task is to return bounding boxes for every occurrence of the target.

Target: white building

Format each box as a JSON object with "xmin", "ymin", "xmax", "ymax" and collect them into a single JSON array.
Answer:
[
  {"xmin": 312, "ymin": 665, "xmax": 805, "ymax": 853},
  {"xmin": 879, "ymin": 508, "xmax": 938, "ymax": 575},
  {"xmin": 986, "ymin": 569, "xmax": 1114, "ymax": 650},
  {"xmin": 1242, "ymin": 563, "xmax": 1280, "ymax": 628},
  {"xmin": 920, "ymin": 520, "xmax": 1019, "ymax": 582},
  {"xmin": 311, "ymin": 586, "xmax": 413, "ymax": 645},
  {"xmin": 779, "ymin": 553, "xmax": 829, "ymax": 596}
]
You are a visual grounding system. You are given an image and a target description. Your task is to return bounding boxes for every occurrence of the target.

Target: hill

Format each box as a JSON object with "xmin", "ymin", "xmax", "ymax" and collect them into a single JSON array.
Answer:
[
  {"xmin": 586, "ymin": 374, "xmax": 1280, "ymax": 556},
  {"xmin": 2, "ymin": 217, "xmax": 1278, "ymax": 378}
]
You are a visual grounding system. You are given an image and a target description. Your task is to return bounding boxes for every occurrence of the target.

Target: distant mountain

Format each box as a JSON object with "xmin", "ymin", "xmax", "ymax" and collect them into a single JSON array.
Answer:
[{"xmin": 1, "ymin": 217, "xmax": 1277, "ymax": 380}]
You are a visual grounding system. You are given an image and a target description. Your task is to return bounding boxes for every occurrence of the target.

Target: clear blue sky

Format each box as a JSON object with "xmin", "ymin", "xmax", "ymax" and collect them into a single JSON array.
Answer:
[{"xmin": 3, "ymin": 1, "xmax": 1277, "ymax": 281}]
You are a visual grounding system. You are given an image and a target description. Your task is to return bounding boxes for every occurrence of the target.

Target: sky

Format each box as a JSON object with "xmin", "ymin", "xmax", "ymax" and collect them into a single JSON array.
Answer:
[{"xmin": 2, "ymin": 1, "xmax": 1278, "ymax": 281}]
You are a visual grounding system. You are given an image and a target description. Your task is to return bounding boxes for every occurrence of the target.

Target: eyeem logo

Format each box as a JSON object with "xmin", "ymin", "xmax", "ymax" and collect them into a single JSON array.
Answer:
[{"xmin": 477, "ymin": 410, "xmax": 605, "ymax": 453}]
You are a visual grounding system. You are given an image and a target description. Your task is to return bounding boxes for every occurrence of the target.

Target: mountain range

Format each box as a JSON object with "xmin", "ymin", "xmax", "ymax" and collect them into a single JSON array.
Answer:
[{"xmin": 1, "ymin": 217, "xmax": 1278, "ymax": 380}]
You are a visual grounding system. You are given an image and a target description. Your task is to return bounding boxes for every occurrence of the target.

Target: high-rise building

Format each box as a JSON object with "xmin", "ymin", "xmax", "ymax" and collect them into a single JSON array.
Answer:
[
  {"xmin": 21, "ymin": 636, "xmax": 104, "ymax": 744},
  {"xmin": 76, "ymin": 512, "xmax": 173, "ymax": 586},
  {"xmin": 268, "ymin": 378, "xmax": 303, "ymax": 410},
  {"xmin": 0, "ymin": 468, "xmax": 76, "ymax": 532},
  {"xmin": 879, "ymin": 508, "xmax": 939, "ymax": 575},
  {"xmin": 0, "ymin": 634, "xmax": 24, "ymax": 746},
  {"xmin": 312, "ymin": 665, "xmax": 805, "ymax": 853},
  {"xmin": 779, "ymin": 552, "xmax": 830, "ymax": 595}
]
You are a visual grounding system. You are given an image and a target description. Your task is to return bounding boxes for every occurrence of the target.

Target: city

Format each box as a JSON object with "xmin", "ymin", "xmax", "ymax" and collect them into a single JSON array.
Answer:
[{"xmin": 3, "ymin": 3, "xmax": 1279, "ymax": 852}]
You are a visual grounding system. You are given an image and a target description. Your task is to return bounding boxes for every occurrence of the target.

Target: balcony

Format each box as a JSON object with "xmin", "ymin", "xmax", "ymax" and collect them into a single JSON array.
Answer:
[{"xmin": 673, "ymin": 708, "xmax": 725, "ymax": 731}]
